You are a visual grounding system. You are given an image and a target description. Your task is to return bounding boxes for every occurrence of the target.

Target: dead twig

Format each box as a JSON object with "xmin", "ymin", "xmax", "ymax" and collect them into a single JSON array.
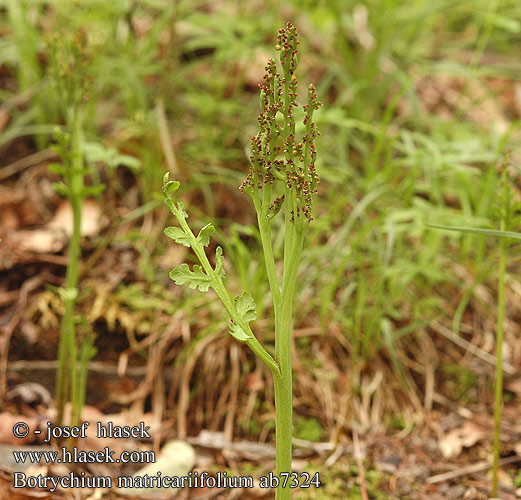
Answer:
[
  {"xmin": 427, "ymin": 455, "xmax": 521, "ymax": 484},
  {"xmin": 431, "ymin": 320, "xmax": 515, "ymax": 375},
  {"xmin": 0, "ymin": 149, "xmax": 57, "ymax": 182},
  {"xmin": 7, "ymin": 359, "xmax": 147, "ymax": 376},
  {"xmin": 187, "ymin": 430, "xmax": 347, "ymax": 461},
  {"xmin": 353, "ymin": 431, "xmax": 369, "ymax": 500}
]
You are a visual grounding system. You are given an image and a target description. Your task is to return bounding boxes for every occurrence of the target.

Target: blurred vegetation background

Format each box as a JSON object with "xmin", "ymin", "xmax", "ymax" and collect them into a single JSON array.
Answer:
[{"xmin": 1, "ymin": 0, "xmax": 521, "ymax": 480}]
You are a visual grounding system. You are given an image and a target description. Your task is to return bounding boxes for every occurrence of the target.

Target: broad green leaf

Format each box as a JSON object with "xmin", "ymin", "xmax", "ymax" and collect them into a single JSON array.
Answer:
[
  {"xmin": 164, "ymin": 226, "xmax": 191, "ymax": 247},
  {"xmin": 83, "ymin": 142, "xmax": 140, "ymax": 171},
  {"xmin": 491, "ymin": 15, "xmax": 520, "ymax": 33},
  {"xmin": 114, "ymin": 154, "xmax": 141, "ymax": 170},
  {"xmin": 229, "ymin": 291, "xmax": 256, "ymax": 342},
  {"xmin": 426, "ymin": 223, "xmax": 521, "ymax": 241},
  {"xmin": 197, "ymin": 223, "xmax": 214, "ymax": 247},
  {"xmin": 235, "ymin": 292, "xmax": 257, "ymax": 322},
  {"xmin": 215, "ymin": 246, "xmax": 225, "ymax": 279},
  {"xmin": 230, "ymin": 322, "xmax": 250, "ymax": 341},
  {"xmin": 83, "ymin": 142, "xmax": 108, "ymax": 162},
  {"xmin": 169, "ymin": 264, "xmax": 212, "ymax": 292},
  {"xmin": 164, "ymin": 180, "xmax": 180, "ymax": 195},
  {"xmin": 162, "ymin": 173, "xmax": 180, "ymax": 195}
]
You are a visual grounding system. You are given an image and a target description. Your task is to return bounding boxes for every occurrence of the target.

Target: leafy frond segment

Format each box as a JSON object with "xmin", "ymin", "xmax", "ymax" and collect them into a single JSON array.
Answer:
[
  {"xmin": 162, "ymin": 174, "xmax": 266, "ymax": 352},
  {"xmin": 229, "ymin": 292, "xmax": 257, "ymax": 341},
  {"xmin": 169, "ymin": 264, "xmax": 212, "ymax": 292}
]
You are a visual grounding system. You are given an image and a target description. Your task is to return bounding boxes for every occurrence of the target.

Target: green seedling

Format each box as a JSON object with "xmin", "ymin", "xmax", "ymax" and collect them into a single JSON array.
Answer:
[
  {"xmin": 163, "ymin": 23, "xmax": 321, "ymax": 500},
  {"xmin": 48, "ymin": 29, "xmax": 101, "ymax": 431},
  {"xmin": 427, "ymin": 161, "xmax": 520, "ymax": 497}
]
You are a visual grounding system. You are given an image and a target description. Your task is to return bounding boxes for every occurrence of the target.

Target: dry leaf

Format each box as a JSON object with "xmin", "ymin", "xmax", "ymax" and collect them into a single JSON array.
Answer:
[
  {"xmin": 14, "ymin": 229, "xmax": 66, "ymax": 253},
  {"xmin": 487, "ymin": 467, "xmax": 514, "ymax": 488},
  {"xmin": 0, "ymin": 445, "xmax": 53, "ymax": 473},
  {"xmin": 48, "ymin": 199, "xmax": 102, "ymax": 238},
  {"xmin": 11, "ymin": 199, "xmax": 103, "ymax": 253},
  {"xmin": 0, "ymin": 471, "xmax": 51, "ymax": 500},
  {"xmin": 243, "ymin": 49, "xmax": 272, "ymax": 88},
  {"xmin": 353, "ymin": 4, "xmax": 374, "ymax": 50},
  {"xmin": 7, "ymin": 383, "xmax": 51, "ymax": 408},
  {"xmin": 117, "ymin": 440, "xmax": 195, "ymax": 497},
  {"xmin": 439, "ymin": 421, "xmax": 485, "ymax": 459},
  {"xmin": 0, "ymin": 109, "xmax": 9, "ymax": 134},
  {"xmin": 0, "ymin": 413, "xmax": 38, "ymax": 446},
  {"xmin": 505, "ymin": 378, "xmax": 521, "ymax": 397}
]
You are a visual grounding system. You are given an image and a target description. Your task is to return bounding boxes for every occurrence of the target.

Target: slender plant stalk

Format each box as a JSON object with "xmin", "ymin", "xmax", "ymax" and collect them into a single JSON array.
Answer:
[
  {"xmin": 67, "ymin": 331, "xmax": 96, "ymax": 449},
  {"xmin": 274, "ymin": 228, "xmax": 304, "ymax": 499},
  {"xmin": 163, "ymin": 24, "xmax": 321, "ymax": 499},
  {"xmin": 49, "ymin": 29, "xmax": 98, "ymax": 430},
  {"xmin": 491, "ymin": 217, "xmax": 506, "ymax": 497},
  {"xmin": 427, "ymin": 161, "xmax": 518, "ymax": 497},
  {"xmin": 56, "ymin": 105, "xmax": 84, "ymax": 427},
  {"xmin": 491, "ymin": 164, "xmax": 513, "ymax": 497}
]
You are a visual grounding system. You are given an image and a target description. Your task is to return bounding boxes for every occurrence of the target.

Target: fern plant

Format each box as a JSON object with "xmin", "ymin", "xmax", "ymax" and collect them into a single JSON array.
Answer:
[
  {"xmin": 47, "ymin": 29, "xmax": 100, "ymax": 432},
  {"xmin": 163, "ymin": 23, "xmax": 321, "ymax": 499}
]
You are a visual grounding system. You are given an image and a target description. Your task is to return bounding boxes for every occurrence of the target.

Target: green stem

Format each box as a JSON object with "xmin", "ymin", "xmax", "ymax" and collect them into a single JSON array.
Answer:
[
  {"xmin": 491, "ymin": 220, "xmax": 506, "ymax": 498},
  {"xmin": 55, "ymin": 105, "xmax": 84, "ymax": 427},
  {"xmin": 275, "ymin": 207, "xmax": 304, "ymax": 500},
  {"xmin": 56, "ymin": 300, "xmax": 73, "ymax": 425},
  {"xmin": 249, "ymin": 187, "xmax": 281, "ymax": 310},
  {"xmin": 273, "ymin": 374, "xmax": 292, "ymax": 499},
  {"xmin": 68, "ymin": 332, "xmax": 94, "ymax": 449},
  {"xmin": 257, "ymin": 204, "xmax": 281, "ymax": 310}
]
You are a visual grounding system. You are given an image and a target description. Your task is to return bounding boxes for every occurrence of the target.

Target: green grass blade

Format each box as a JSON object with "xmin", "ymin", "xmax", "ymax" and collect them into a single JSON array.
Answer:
[{"xmin": 426, "ymin": 223, "xmax": 521, "ymax": 241}]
